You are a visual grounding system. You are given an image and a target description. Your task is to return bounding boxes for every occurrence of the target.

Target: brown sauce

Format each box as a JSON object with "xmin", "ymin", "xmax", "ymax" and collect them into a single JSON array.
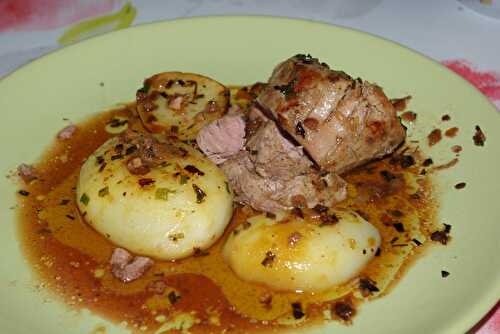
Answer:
[{"xmin": 17, "ymin": 95, "xmax": 439, "ymax": 333}]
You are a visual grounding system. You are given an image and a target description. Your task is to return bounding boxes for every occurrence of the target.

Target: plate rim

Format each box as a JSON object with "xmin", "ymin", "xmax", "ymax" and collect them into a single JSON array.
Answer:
[{"xmin": 0, "ymin": 15, "xmax": 499, "ymax": 334}]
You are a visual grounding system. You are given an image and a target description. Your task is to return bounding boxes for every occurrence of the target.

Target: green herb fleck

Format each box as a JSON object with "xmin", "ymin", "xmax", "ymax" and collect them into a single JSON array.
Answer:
[
  {"xmin": 168, "ymin": 233, "xmax": 185, "ymax": 242},
  {"xmin": 180, "ymin": 175, "xmax": 190, "ymax": 185},
  {"xmin": 80, "ymin": 193, "xmax": 90, "ymax": 205},
  {"xmin": 192, "ymin": 184, "xmax": 206, "ymax": 203},
  {"xmin": 224, "ymin": 181, "xmax": 231, "ymax": 194},
  {"xmin": 98, "ymin": 186, "xmax": 109, "ymax": 197},
  {"xmin": 138, "ymin": 82, "xmax": 150, "ymax": 94},
  {"xmin": 155, "ymin": 188, "xmax": 175, "ymax": 201}
]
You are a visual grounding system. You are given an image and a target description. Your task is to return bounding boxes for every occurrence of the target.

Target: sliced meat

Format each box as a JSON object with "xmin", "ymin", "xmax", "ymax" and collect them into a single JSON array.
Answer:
[
  {"xmin": 196, "ymin": 114, "xmax": 246, "ymax": 164},
  {"xmin": 257, "ymin": 54, "xmax": 406, "ymax": 174},
  {"xmin": 110, "ymin": 248, "xmax": 153, "ymax": 283},
  {"xmin": 221, "ymin": 152, "xmax": 346, "ymax": 213},
  {"xmin": 246, "ymin": 119, "xmax": 311, "ymax": 180}
]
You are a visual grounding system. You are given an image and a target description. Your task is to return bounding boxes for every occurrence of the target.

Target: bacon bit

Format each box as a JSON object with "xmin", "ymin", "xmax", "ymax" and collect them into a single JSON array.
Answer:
[
  {"xmin": 110, "ymin": 248, "xmax": 153, "ymax": 283},
  {"xmin": 401, "ymin": 111, "xmax": 417, "ymax": 122},
  {"xmin": 432, "ymin": 158, "xmax": 459, "ymax": 171},
  {"xmin": 454, "ymin": 182, "xmax": 466, "ymax": 189},
  {"xmin": 441, "ymin": 114, "xmax": 451, "ymax": 121},
  {"xmin": 391, "ymin": 96, "xmax": 411, "ymax": 111},
  {"xmin": 427, "ymin": 129, "xmax": 442, "ymax": 146},
  {"xmin": 288, "ymin": 232, "xmax": 303, "ymax": 247},
  {"xmin": 443, "ymin": 127, "xmax": 459, "ymax": 138},
  {"xmin": 451, "ymin": 145, "xmax": 462, "ymax": 153},
  {"xmin": 333, "ymin": 301, "xmax": 355, "ymax": 321},
  {"xmin": 261, "ymin": 251, "xmax": 276, "ymax": 267},
  {"xmin": 17, "ymin": 163, "xmax": 37, "ymax": 183},
  {"xmin": 138, "ymin": 178, "xmax": 155, "ymax": 187},
  {"xmin": 57, "ymin": 124, "xmax": 77, "ymax": 140},
  {"xmin": 473, "ymin": 125, "xmax": 486, "ymax": 146},
  {"xmin": 168, "ymin": 95, "xmax": 184, "ymax": 111},
  {"xmin": 127, "ymin": 157, "xmax": 150, "ymax": 175},
  {"xmin": 303, "ymin": 117, "xmax": 319, "ymax": 130}
]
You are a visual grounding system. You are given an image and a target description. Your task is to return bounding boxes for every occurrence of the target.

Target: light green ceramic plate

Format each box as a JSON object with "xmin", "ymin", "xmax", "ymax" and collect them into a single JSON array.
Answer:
[{"xmin": 0, "ymin": 17, "xmax": 499, "ymax": 334}]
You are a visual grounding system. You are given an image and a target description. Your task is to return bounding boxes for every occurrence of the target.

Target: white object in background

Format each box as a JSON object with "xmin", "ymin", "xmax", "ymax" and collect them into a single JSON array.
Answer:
[{"xmin": 459, "ymin": 0, "xmax": 500, "ymax": 19}]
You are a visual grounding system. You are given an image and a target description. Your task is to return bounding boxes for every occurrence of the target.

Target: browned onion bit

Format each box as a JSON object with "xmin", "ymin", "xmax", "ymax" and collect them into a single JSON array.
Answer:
[
  {"xmin": 473, "ymin": 125, "xmax": 486, "ymax": 146},
  {"xmin": 261, "ymin": 251, "xmax": 276, "ymax": 267},
  {"xmin": 333, "ymin": 301, "xmax": 355, "ymax": 321}
]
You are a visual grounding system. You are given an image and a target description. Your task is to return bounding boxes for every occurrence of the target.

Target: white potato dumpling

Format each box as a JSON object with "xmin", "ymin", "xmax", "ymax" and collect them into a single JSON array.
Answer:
[
  {"xmin": 76, "ymin": 136, "xmax": 233, "ymax": 260},
  {"xmin": 222, "ymin": 211, "xmax": 380, "ymax": 292},
  {"xmin": 136, "ymin": 72, "xmax": 229, "ymax": 140}
]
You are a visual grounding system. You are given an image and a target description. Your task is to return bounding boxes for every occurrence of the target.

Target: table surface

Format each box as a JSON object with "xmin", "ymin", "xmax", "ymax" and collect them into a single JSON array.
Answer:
[{"xmin": 1, "ymin": 0, "xmax": 499, "ymax": 333}]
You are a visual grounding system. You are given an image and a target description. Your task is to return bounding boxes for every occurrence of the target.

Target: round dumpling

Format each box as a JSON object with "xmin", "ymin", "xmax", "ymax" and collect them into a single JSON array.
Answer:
[
  {"xmin": 222, "ymin": 210, "xmax": 380, "ymax": 292},
  {"xmin": 76, "ymin": 133, "xmax": 233, "ymax": 260}
]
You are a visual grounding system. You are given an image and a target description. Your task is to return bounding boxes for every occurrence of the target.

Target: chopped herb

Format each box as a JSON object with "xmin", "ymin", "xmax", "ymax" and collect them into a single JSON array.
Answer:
[
  {"xmin": 412, "ymin": 239, "xmax": 422, "ymax": 246},
  {"xmin": 441, "ymin": 114, "xmax": 451, "ymax": 121},
  {"xmin": 473, "ymin": 125, "xmax": 486, "ymax": 146},
  {"xmin": 125, "ymin": 145, "xmax": 137, "ymax": 155},
  {"xmin": 98, "ymin": 186, "xmax": 109, "ymax": 197},
  {"xmin": 393, "ymin": 222, "xmax": 405, "ymax": 232},
  {"xmin": 98, "ymin": 162, "xmax": 107, "ymax": 172},
  {"xmin": 168, "ymin": 233, "xmax": 184, "ymax": 242},
  {"xmin": 59, "ymin": 199, "xmax": 70, "ymax": 205},
  {"xmin": 295, "ymin": 122, "xmax": 306, "ymax": 138},
  {"xmin": 454, "ymin": 182, "xmax": 466, "ymax": 189},
  {"xmin": 444, "ymin": 223, "xmax": 452, "ymax": 233},
  {"xmin": 96, "ymin": 156, "xmax": 105, "ymax": 165},
  {"xmin": 431, "ymin": 230, "xmax": 450, "ymax": 245},
  {"xmin": 392, "ymin": 243, "xmax": 409, "ymax": 247},
  {"xmin": 224, "ymin": 181, "xmax": 231, "ymax": 194},
  {"xmin": 65, "ymin": 214, "xmax": 75, "ymax": 220},
  {"xmin": 273, "ymin": 78, "xmax": 296, "ymax": 97},
  {"xmin": 313, "ymin": 204, "xmax": 329, "ymax": 214},
  {"xmin": 193, "ymin": 247, "xmax": 210, "ymax": 257},
  {"xmin": 110, "ymin": 154, "xmax": 123, "ymax": 161},
  {"xmin": 441, "ymin": 270, "xmax": 450, "ymax": 278},
  {"xmin": 137, "ymin": 82, "xmax": 150, "ymax": 94},
  {"xmin": 390, "ymin": 237, "xmax": 399, "ymax": 244},
  {"xmin": 192, "ymin": 184, "xmax": 206, "ymax": 203},
  {"xmin": 333, "ymin": 302, "xmax": 355, "ymax": 321},
  {"xmin": 291, "ymin": 302, "xmax": 305, "ymax": 319},
  {"xmin": 380, "ymin": 170, "xmax": 397, "ymax": 182},
  {"xmin": 265, "ymin": 212, "xmax": 276, "ymax": 219},
  {"xmin": 359, "ymin": 278, "xmax": 379, "ymax": 296},
  {"xmin": 375, "ymin": 248, "xmax": 381, "ymax": 256},
  {"xmin": 184, "ymin": 165, "xmax": 205, "ymax": 176},
  {"xmin": 180, "ymin": 175, "xmax": 190, "ymax": 185},
  {"xmin": 107, "ymin": 118, "xmax": 128, "ymax": 128},
  {"xmin": 155, "ymin": 188, "xmax": 174, "ymax": 200},
  {"xmin": 399, "ymin": 155, "xmax": 415, "ymax": 168},
  {"xmin": 167, "ymin": 291, "xmax": 181, "ymax": 304},
  {"xmin": 422, "ymin": 158, "xmax": 434, "ymax": 167},
  {"xmin": 138, "ymin": 178, "xmax": 155, "ymax": 187},
  {"xmin": 80, "ymin": 193, "xmax": 90, "ymax": 205},
  {"xmin": 390, "ymin": 210, "xmax": 403, "ymax": 217},
  {"xmin": 18, "ymin": 190, "xmax": 30, "ymax": 196},
  {"xmin": 261, "ymin": 251, "xmax": 275, "ymax": 267},
  {"xmin": 114, "ymin": 143, "xmax": 124, "ymax": 153}
]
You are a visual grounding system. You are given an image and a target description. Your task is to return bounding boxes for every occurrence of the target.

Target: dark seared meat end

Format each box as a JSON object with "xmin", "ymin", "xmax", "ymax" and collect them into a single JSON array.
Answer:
[{"xmin": 257, "ymin": 54, "xmax": 406, "ymax": 174}]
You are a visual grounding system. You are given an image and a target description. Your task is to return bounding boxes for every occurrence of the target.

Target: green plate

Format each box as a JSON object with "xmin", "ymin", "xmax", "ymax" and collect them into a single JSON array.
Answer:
[{"xmin": 0, "ymin": 17, "xmax": 499, "ymax": 334}]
